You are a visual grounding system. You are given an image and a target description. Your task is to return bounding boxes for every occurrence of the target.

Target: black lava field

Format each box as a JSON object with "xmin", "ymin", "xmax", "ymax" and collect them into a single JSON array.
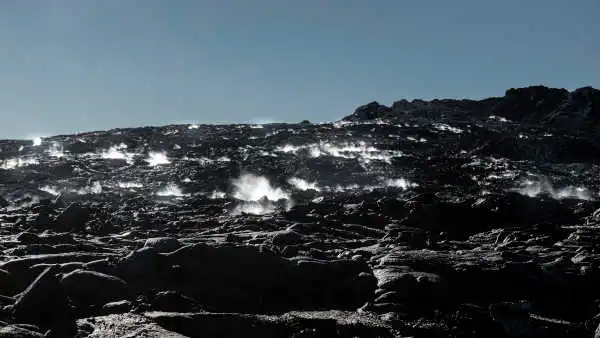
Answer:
[{"xmin": 1, "ymin": 85, "xmax": 600, "ymax": 337}]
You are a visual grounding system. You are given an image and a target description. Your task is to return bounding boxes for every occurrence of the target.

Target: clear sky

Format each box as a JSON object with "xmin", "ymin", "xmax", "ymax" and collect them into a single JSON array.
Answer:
[{"xmin": 0, "ymin": 0, "xmax": 598, "ymax": 139}]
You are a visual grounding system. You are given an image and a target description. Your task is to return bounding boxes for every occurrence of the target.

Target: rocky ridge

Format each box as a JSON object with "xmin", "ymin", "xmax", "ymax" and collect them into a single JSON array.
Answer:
[{"xmin": 0, "ymin": 85, "xmax": 599, "ymax": 337}]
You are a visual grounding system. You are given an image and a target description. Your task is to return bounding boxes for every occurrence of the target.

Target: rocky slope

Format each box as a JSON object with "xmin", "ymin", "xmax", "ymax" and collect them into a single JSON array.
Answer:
[{"xmin": 0, "ymin": 85, "xmax": 600, "ymax": 337}]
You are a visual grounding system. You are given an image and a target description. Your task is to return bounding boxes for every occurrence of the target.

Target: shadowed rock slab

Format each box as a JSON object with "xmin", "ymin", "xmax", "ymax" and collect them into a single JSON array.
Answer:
[
  {"xmin": 10, "ymin": 266, "xmax": 75, "ymax": 334},
  {"xmin": 118, "ymin": 243, "xmax": 376, "ymax": 312},
  {"xmin": 53, "ymin": 203, "xmax": 90, "ymax": 232},
  {"xmin": 1, "ymin": 253, "xmax": 116, "ymax": 273},
  {"xmin": 60, "ymin": 269, "xmax": 130, "ymax": 311}
]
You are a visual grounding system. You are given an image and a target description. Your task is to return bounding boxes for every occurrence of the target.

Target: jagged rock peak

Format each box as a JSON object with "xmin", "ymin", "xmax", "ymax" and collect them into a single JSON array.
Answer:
[
  {"xmin": 504, "ymin": 85, "xmax": 569, "ymax": 98},
  {"xmin": 348, "ymin": 101, "xmax": 392, "ymax": 121}
]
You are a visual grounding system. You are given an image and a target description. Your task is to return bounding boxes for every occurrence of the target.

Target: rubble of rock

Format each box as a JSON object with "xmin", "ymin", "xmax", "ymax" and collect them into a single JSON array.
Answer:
[{"xmin": 0, "ymin": 85, "xmax": 599, "ymax": 337}]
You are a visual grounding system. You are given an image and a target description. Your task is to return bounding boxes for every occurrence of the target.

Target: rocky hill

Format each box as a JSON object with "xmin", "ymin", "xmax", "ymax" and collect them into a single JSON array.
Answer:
[{"xmin": 345, "ymin": 86, "xmax": 600, "ymax": 129}]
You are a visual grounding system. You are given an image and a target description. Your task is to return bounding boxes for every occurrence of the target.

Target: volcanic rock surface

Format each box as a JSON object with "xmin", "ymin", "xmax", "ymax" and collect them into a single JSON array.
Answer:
[{"xmin": 1, "ymin": 85, "xmax": 600, "ymax": 337}]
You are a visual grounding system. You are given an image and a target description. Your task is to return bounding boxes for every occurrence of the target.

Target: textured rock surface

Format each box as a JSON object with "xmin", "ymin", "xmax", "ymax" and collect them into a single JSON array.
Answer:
[
  {"xmin": 0, "ymin": 86, "xmax": 599, "ymax": 337},
  {"xmin": 75, "ymin": 313, "xmax": 186, "ymax": 337},
  {"xmin": 60, "ymin": 269, "xmax": 130, "ymax": 311}
]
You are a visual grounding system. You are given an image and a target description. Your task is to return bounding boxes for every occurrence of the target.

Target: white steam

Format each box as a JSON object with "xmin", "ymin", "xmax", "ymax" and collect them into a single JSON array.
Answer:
[
  {"xmin": 231, "ymin": 174, "xmax": 292, "ymax": 215},
  {"xmin": 385, "ymin": 178, "xmax": 418, "ymax": 190},
  {"xmin": 39, "ymin": 185, "xmax": 61, "ymax": 196},
  {"xmin": 118, "ymin": 182, "xmax": 144, "ymax": 189},
  {"xmin": 39, "ymin": 182, "xmax": 104, "ymax": 196},
  {"xmin": 197, "ymin": 156, "xmax": 231, "ymax": 166},
  {"xmin": 146, "ymin": 152, "xmax": 170, "ymax": 166},
  {"xmin": 1, "ymin": 157, "xmax": 39, "ymax": 170},
  {"xmin": 233, "ymin": 201, "xmax": 277, "ymax": 215},
  {"xmin": 232, "ymin": 174, "xmax": 290, "ymax": 202},
  {"xmin": 275, "ymin": 141, "xmax": 403, "ymax": 165},
  {"xmin": 209, "ymin": 190, "xmax": 226, "ymax": 199},
  {"xmin": 489, "ymin": 115, "xmax": 510, "ymax": 123},
  {"xmin": 48, "ymin": 142, "xmax": 66, "ymax": 158},
  {"xmin": 32, "ymin": 137, "xmax": 43, "ymax": 146},
  {"xmin": 102, "ymin": 144, "xmax": 134, "ymax": 164},
  {"xmin": 156, "ymin": 183, "xmax": 186, "ymax": 197},
  {"xmin": 324, "ymin": 177, "xmax": 417, "ymax": 192},
  {"xmin": 77, "ymin": 181, "xmax": 103, "ymax": 195},
  {"xmin": 288, "ymin": 177, "xmax": 321, "ymax": 191},
  {"xmin": 514, "ymin": 177, "xmax": 592, "ymax": 201},
  {"xmin": 432, "ymin": 123, "xmax": 463, "ymax": 134}
]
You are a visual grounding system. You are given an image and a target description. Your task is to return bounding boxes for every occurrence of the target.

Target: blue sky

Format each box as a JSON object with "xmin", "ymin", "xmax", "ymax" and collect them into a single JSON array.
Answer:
[{"xmin": 0, "ymin": 0, "xmax": 598, "ymax": 139}]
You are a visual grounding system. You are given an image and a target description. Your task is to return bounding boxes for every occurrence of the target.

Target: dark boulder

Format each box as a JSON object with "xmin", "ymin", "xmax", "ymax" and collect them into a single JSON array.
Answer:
[
  {"xmin": 10, "ymin": 266, "xmax": 75, "ymax": 334},
  {"xmin": 0, "ymin": 269, "xmax": 14, "ymax": 295},
  {"xmin": 15, "ymin": 232, "xmax": 40, "ymax": 245},
  {"xmin": 271, "ymin": 230, "xmax": 304, "ymax": 247},
  {"xmin": 117, "ymin": 247, "xmax": 168, "ymax": 286},
  {"xmin": 60, "ymin": 269, "xmax": 130, "ymax": 310},
  {"xmin": 0, "ymin": 196, "xmax": 9, "ymax": 208},
  {"xmin": 151, "ymin": 291, "xmax": 197, "ymax": 312},
  {"xmin": 53, "ymin": 203, "xmax": 90, "ymax": 232}
]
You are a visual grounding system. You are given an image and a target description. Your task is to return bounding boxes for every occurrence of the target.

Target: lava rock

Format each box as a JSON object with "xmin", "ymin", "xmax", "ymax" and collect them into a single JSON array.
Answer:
[
  {"xmin": 0, "ymin": 196, "xmax": 9, "ymax": 208},
  {"xmin": 83, "ymin": 258, "xmax": 118, "ymax": 275},
  {"xmin": 118, "ymin": 243, "xmax": 375, "ymax": 312},
  {"xmin": 0, "ymin": 252, "xmax": 115, "ymax": 274},
  {"xmin": 145, "ymin": 310, "xmax": 393, "ymax": 338},
  {"xmin": 0, "ymin": 269, "xmax": 14, "ymax": 295},
  {"xmin": 143, "ymin": 237, "xmax": 182, "ymax": 253},
  {"xmin": 343, "ymin": 101, "xmax": 392, "ymax": 121},
  {"xmin": 152, "ymin": 290, "xmax": 197, "ymax": 312},
  {"xmin": 10, "ymin": 265, "xmax": 75, "ymax": 334},
  {"xmin": 1, "ymin": 85, "xmax": 600, "ymax": 336},
  {"xmin": 16, "ymin": 232, "xmax": 76, "ymax": 246},
  {"xmin": 16, "ymin": 232, "xmax": 40, "ymax": 244},
  {"xmin": 271, "ymin": 230, "xmax": 304, "ymax": 246},
  {"xmin": 492, "ymin": 86, "xmax": 570, "ymax": 122},
  {"xmin": 547, "ymin": 86, "xmax": 600, "ymax": 130},
  {"xmin": 76, "ymin": 313, "xmax": 187, "ymax": 337},
  {"xmin": 118, "ymin": 247, "xmax": 167, "ymax": 285},
  {"xmin": 0, "ymin": 325, "xmax": 44, "ymax": 338},
  {"xmin": 60, "ymin": 269, "xmax": 130, "ymax": 310},
  {"xmin": 53, "ymin": 203, "xmax": 90, "ymax": 232}
]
